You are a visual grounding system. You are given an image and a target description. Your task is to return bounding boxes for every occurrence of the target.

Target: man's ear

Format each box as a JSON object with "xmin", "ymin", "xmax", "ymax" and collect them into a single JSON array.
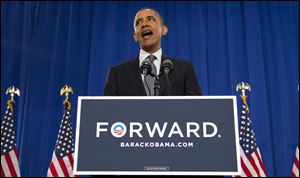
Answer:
[
  {"xmin": 162, "ymin": 25, "xmax": 168, "ymax": 36},
  {"xmin": 133, "ymin": 32, "xmax": 138, "ymax": 42}
]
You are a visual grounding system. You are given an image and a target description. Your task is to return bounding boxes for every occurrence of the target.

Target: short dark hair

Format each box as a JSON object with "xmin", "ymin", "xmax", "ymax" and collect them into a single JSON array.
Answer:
[{"xmin": 135, "ymin": 7, "xmax": 165, "ymax": 25}]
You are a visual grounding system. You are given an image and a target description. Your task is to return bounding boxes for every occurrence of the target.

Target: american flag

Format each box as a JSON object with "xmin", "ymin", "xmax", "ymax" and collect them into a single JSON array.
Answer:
[
  {"xmin": 292, "ymin": 146, "xmax": 299, "ymax": 177},
  {"xmin": 47, "ymin": 106, "xmax": 77, "ymax": 177},
  {"xmin": 1, "ymin": 105, "xmax": 21, "ymax": 177},
  {"xmin": 238, "ymin": 99, "xmax": 267, "ymax": 177}
]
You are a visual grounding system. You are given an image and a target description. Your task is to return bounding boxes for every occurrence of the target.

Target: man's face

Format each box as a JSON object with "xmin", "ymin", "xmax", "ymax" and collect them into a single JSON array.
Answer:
[{"xmin": 133, "ymin": 9, "xmax": 168, "ymax": 53}]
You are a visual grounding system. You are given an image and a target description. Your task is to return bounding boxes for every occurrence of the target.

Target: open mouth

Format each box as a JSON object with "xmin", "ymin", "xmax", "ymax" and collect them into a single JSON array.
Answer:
[{"xmin": 142, "ymin": 30, "xmax": 153, "ymax": 39}]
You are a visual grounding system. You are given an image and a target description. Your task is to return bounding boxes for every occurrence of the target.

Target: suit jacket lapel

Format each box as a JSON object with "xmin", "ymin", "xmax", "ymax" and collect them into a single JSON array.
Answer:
[{"xmin": 129, "ymin": 56, "xmax": 147, "ymax": 96}]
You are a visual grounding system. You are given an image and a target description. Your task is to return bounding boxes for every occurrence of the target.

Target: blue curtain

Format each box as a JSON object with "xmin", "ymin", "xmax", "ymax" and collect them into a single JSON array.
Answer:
[{"xmin": 1, "ymin": 1, "xmax": 298, "ymax": 177}]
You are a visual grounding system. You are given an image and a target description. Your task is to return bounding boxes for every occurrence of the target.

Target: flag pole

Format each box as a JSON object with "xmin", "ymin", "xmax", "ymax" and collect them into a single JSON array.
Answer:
[
  {"xmin": 60, "ymin": 85, "xmax": 73, "ymax": 110},
  {"xmin": 5, "ymin": 86, "xmax": 20, "ymax": 112},
  {"xmin": 236, "ymin": 82, "xmax": 251, "ymax": 113}
]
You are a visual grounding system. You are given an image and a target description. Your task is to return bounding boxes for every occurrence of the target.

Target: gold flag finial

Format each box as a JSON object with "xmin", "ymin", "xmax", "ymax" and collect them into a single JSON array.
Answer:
[
  {"xmin": 236, "ymin": 82, "xmax": 251, "ymax": 113},
  {"xmin": 60, "ymin": 85, "xmax": 73, "ymax": 110},
  {"xmin": 5, "ymin": 86, "xmax": 20, "ymax": 112}
]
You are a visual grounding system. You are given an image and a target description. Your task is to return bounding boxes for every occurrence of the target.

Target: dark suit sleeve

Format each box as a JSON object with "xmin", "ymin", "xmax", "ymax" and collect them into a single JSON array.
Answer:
[
  {"xmin": 185, "ymin": 62, "xmax": 202, "ymax": 95},
  {"xmin": 104, "ymin": 68, "xmax": 118, "ymax": 96}
]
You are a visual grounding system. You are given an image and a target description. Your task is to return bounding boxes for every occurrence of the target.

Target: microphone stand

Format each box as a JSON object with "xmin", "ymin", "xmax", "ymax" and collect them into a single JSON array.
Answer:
[
  {"xmin": 165, "ymin": 73, "xmax": 172, "ymax": 96},
  {"xmin": 152, "ymin": 74, "xmax": 160, "ymax": 96}
]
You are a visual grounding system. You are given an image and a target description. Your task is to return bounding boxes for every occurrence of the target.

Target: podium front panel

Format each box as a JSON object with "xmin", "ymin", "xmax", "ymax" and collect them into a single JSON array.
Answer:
[{"xmin": 74, "ymin": 96, "xmax": 240, "ymax": 175}]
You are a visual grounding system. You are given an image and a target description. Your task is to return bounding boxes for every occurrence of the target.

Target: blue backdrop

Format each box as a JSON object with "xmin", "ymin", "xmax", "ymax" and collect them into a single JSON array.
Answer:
[{"xmin": 1, "ymin": 1, "xmax": 299, "ymax": 177}]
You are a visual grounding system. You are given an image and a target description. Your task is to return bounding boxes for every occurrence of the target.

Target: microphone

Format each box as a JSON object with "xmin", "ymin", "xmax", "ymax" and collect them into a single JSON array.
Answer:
[
  {"xmin": 161, "ymin": 59, "xmax": 173, "ymax": 75},
  {"xmin": 161, "ymin": 59, "xmax": 173, "ymax": 96},
  {"xmin": 140, "ymin": 59, "xmax": 152, "ymax": 76}
]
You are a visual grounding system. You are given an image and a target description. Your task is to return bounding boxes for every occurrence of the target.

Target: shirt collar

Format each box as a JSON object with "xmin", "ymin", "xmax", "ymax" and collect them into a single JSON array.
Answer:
[{"xmin": 139, "ymin": 48, "xmax": 162, "ymax": 65}]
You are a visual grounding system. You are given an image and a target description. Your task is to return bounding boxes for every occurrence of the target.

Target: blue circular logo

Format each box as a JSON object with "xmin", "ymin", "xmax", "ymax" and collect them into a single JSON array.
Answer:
[{"xmin": 111, "ymin": 122, "xmax": 127, "ymax": 138}]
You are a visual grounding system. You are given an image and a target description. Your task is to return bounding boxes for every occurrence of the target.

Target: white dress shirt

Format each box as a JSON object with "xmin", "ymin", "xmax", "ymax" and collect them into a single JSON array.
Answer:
[{"xmin": 139, "ymin": 48, "xmax": 162, "ymax": 76}]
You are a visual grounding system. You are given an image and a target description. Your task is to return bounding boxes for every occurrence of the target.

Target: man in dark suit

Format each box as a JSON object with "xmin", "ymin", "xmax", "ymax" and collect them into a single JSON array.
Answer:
[{"xmin": 104, "ymin": 7, "xmax": 201, "ymax": 96}]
